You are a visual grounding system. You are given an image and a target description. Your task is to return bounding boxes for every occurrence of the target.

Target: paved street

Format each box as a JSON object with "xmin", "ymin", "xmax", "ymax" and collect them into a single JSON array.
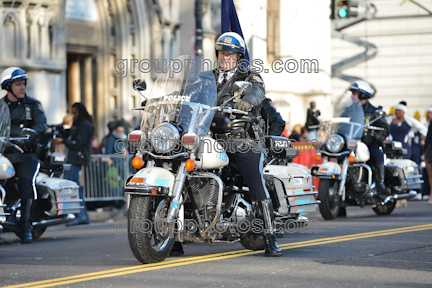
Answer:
[{"xmin": 1, "ymin": 201, "xmax": 431, "ymax": 288}]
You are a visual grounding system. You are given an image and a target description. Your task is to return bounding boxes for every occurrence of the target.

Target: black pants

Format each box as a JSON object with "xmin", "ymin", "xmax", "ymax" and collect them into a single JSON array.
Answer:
[
  {"xmin": 227, "ymin": 149, "xmax": 270, "ymax": 202},
  {"xmin": 9, "ymin": 154, "xmax": 40, "ymax": 200}
]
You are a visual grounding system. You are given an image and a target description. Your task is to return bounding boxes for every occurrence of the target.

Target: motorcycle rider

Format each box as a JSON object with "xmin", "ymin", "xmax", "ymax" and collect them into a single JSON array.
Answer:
[
  {"xmin": 1, "ymin": 67, "xmax": 47, "ymax": 243},
  {"xmin": 213, "ymin": 32, "xmax": 282, "ymax": 256},
  {"xmin": 349, "ymin": 80, "xmax": 391, "ymax": 195}
]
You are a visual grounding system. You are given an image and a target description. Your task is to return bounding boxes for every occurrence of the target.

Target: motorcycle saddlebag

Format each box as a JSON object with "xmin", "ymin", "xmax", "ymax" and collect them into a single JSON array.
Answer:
[
  {"xmin": 385, "ymin": 159, "xmax": 422, "ymax": 191},
  {"xmin": 36, "ymin": 173, "xmax": 82, "ymax": 215},
  {"xmin": 263, "ymin": 163, "xmax": 318, "ymax": 215}
]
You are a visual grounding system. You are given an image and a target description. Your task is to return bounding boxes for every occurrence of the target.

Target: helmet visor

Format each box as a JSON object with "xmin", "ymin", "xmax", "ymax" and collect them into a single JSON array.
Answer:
[
  {"xmin": 215, "ymin": 42, "xmax": 241, "ymax": 54},
  {"xmin": 11, "ymin": 73, "xmax": 28, "ymax": 81}
]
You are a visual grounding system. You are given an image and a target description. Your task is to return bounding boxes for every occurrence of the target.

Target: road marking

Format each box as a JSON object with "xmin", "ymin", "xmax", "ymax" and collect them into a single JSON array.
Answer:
[{"xmin": 9, "ymin": 223, "xmax": 432, "ymax": 288}]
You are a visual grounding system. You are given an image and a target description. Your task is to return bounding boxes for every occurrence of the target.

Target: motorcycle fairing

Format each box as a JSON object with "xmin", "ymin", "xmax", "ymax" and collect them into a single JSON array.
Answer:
[
  {"xmin": 313, "ymin": 162, "xmax": 342, "ymax": 180},
  {"xmin": 125, "ymin": 167, "xmax": 176, "ymax": 194}
]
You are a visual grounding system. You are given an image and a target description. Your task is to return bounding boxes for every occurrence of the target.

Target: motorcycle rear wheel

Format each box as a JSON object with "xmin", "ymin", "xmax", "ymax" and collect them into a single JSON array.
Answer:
[
  {"xmin": 318, "ymin": 179, "xmax": 341, "ymax": 220},
  {"xmin": 240, "ymin": 233, "xmax": 265, "ymax": 251},
  {"xmin": 373, "ymin": 201, "xmax": 396, "ymax": 215},
  {"xmin": 128, "ymin": 195, "xmax": 175, "ymax": 264},
  {"xmin": 14, "ymin": 226, "xmax": 47, "ymax": 240}
]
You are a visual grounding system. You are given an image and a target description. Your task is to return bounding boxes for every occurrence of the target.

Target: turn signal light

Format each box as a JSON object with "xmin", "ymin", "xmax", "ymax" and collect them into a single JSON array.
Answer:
[
  {"xmin": 348, "ymin": 155, "xmax": 356, "ymax": 163},
  {"xmin": 132, "ymin": 156, "xmax": 144, "ymax": 169},
  {"xmin": 185, "ymin": 159, "xmax": 195, "ymax": 171},
  {"xmin": 315, "ymin": 155, "xmax": 322, "ymax": 162}
]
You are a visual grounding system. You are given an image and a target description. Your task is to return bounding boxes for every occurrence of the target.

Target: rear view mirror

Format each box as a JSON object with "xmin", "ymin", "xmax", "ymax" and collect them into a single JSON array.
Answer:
[{"xmin": 133, "ymin": 78, "xmax": 146, "ymax": 91}]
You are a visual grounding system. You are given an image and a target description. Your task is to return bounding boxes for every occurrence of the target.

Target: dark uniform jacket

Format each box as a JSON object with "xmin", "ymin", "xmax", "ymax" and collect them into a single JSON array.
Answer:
[
  {"xmin": 362, "ymin": 101, "xmax": 390, "ymax": 147},
  {"xmin": 260, "ymin": 99, "xmax": 285, "ymax": 136},
  {"xmin": 305, "ymin": 108, "xmax": 320, "ymax": 131},
  {"xmin": 63, "ymin": 118, "xmax": 93, "ymax": 166},
  {"xmin": 213, "ymin": 68, "xmax": 266, "ymax": 115},
  {"xmin": 3, "ymin": 95, "xmax": 47, "ymax": 161}
]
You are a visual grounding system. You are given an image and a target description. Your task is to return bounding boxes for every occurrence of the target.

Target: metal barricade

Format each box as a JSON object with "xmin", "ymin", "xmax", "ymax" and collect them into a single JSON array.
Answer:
[{"xmin": 82, "ymin": 154, "xmax": 137, "ymax": 202}]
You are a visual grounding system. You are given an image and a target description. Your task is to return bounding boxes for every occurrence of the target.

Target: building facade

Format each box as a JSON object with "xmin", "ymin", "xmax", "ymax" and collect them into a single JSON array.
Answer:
[
  {"xmin": 178, "ymin": 0, "xmax": 332, "ymax": 131},
  {"xmin": 1, "ymin": 0, "xmax": 332, "ymax": 139},
  {"xmin": 331, "ymin": 0, "xmax": 432, "ymax": 123},
  {"xmin": 0, "ymin": 0, "xmax": 180, "ymax": 138}
]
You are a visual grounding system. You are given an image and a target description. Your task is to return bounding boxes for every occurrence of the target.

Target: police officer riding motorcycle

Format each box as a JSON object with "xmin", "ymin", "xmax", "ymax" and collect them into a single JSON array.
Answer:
[
  {"xmin": 349, "ymin": 80, "xmax": 391, "ymax": 196},
  {"xmin": 172, "ymin": 32, "xmax": 282, "ymax": 256},
  {"xmin": 1, "ymin": 67, "xmax": 47, "ymax": 243}
]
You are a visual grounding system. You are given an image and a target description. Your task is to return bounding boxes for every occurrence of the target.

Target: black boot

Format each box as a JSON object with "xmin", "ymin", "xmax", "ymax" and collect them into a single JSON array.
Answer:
[
  {"xmin": 260, "ymin": 199, "xmax": 282, "ymax": 257},
  {"xmin": 375, "ymin": 164, "xmax": 391, "ymax": 195},
  {"xmin": 20, "ymin": 199, "xmax": 33, "ymax": 244},
  {"xmin": 170, "ymin": 241, "xmax": 184, "ymax": 256}
]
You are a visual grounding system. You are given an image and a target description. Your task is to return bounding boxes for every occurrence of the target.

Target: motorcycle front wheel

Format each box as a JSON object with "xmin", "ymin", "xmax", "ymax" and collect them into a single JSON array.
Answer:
[
  {"xmin": 128, "ymin": 195, "xmax": 175, "ymax": 264},
  {"xmin": 318, "ymin": 179, "xmax": 341, "ymax": 220}
]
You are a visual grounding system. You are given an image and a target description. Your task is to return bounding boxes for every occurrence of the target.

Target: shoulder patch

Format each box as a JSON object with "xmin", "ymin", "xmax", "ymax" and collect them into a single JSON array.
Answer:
[
  {"xmin": 38, "ymin": 103, "xmax": 44, "ymax": 112},
  {"xmin": 252, "ymin": 75, "xmax": 264, "ymax": 84},
  {"xmin": 269, "ymin": 100, "xmax": 276, "ymax": 109}
]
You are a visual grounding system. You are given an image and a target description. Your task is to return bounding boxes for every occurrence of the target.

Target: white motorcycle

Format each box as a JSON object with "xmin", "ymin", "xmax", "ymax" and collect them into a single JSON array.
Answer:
[
  {"xmin": 0, "ymin": 101, "xmax": 83, "ymax": 243},
  {"xmin": 124, "ymin": 55, "xmax": 319, "ymax": 264},
  {"xmin": 311, "ymin": 93, "xmax": 422, "ymax": 219}
]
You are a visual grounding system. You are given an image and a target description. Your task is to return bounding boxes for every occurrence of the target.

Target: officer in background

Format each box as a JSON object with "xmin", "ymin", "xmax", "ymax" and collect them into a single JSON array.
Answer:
[
  {"xmin": 261, "ymin": 98, "xmax": 285, "ymax": 136},
  {"xmin": 1, "ymin": 67, "xmax": 47, "ymax": 243},
  {"xmin": 349, "ymin": 80, "xmax": 390, "ymax": 195}
]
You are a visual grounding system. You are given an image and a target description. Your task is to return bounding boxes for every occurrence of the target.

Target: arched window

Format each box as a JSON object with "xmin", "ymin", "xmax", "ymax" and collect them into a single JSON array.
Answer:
[{"xmin": 3, "ymin": 14, "xmax": 18, "ymax": 58}]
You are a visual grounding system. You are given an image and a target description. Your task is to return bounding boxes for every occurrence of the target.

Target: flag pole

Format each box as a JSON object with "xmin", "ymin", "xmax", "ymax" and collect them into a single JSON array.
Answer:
[{"xmin": 195, "ymin": 0, "xmax": 204, "ymax": 58}]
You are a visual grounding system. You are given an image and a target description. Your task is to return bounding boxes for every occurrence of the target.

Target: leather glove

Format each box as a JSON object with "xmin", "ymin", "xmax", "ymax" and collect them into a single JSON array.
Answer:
[
  {"xmin": 234, "ymin": 99, "xmax": 253, "ymax": 112},
  {"xmin": 13, "ymin": 139, "xmax": 32, "ymax": 150}
]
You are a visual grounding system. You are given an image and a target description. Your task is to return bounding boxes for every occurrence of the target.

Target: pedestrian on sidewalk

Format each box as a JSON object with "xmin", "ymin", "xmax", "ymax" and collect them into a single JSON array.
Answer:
[{"xmin": 55, "ymin": 102, "xmax": 93, "ymax": 225}]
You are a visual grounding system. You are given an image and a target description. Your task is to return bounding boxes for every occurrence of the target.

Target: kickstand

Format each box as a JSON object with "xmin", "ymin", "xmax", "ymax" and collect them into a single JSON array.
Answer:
[{"xmin": 0, "ymin": 235, "xmax": 14, "ymax": 244}]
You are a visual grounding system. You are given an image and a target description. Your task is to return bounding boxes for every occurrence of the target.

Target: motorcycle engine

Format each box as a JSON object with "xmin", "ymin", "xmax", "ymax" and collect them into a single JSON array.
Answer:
[
  {"xmin": 188, "ymin": 178, "xmax": 219, "ymax": 209},
  {"xmin": 347, "ymin": 166, "xmax": 368, "ymax": 195}
]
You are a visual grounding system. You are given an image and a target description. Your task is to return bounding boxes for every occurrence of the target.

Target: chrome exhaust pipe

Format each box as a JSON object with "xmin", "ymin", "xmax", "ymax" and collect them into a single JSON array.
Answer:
[
  {"xmin": 384, "ymin": 190, "xmax": 417, "ymax": 204},
  {"xmin": 32, "ymin": 214, "xmax": 76, "ymax": 228}
]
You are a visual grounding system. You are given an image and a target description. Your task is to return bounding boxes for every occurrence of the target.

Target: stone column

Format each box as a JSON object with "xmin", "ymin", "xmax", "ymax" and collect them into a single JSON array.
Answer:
[{"xmin": 83, "ymin": 56, "xmax": 93, "ymax": 114}]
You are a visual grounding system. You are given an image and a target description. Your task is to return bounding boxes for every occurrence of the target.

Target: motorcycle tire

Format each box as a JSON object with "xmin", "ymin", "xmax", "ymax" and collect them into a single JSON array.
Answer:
[
  {"xmin": 128, "ymin": 195, "xmax": 175, "ymax": 264},
  {"xmin": 318, "ymin": 179, "xmax": 341, "ymax": 220},
  {"xmin": 372, "ymin": 201, "xmax": 396, "ymax": 216},
  {"xmin": 240, "ymin": 233, "xmax": 265, "ymax": 251},
  {"xmin": 14, "ymin": 226, "xmax": 47, "ymax": 240}
]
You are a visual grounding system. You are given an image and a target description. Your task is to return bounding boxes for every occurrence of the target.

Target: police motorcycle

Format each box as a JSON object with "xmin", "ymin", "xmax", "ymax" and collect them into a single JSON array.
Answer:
[
  {"xmin": 311, "ymin": 93, "xmax": 421, "ymax": 220},
  {"xmin": 124, "ymin": 55, "xmax": 319, "ymax": 264},
  {"xmin": 0, "ymin": 101, "xmax": 83, "ymax": 243}
]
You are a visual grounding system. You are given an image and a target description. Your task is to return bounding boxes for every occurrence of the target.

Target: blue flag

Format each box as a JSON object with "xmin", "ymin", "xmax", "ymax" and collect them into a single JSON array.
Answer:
[{"xmin": 221, "ymin": 0, "xmax": 250, "ymax": 63}]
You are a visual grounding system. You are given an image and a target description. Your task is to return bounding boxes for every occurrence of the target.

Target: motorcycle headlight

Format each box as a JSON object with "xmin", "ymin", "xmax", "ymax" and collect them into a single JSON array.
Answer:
[
  {"xmin": 151, "ymin": 123, "xmax": 180, "ymax": 153},
  {"xmin": 326, "ymin": 134, "xmax": 345, "ymax": 153}
]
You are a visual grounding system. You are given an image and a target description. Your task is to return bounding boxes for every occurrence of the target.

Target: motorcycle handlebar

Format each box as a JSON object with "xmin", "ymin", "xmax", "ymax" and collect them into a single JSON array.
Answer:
[
  {"xmin": 7, "ymin": 141, "xmax": 24, "ymax": 153},
  {"xmin": 364, "ymin": 125, "xmax": 384, "ymax": 131}
]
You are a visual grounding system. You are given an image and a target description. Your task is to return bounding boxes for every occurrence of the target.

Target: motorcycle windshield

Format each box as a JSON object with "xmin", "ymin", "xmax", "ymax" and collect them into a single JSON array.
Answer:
[
  {"xmin": 0, "ymin": 99, "xmax": 11, "ymax": 153},
  {"xmin": 319, "ymin": 92, "xmax": 365, "ymax": 142},
  {"xmin": 140, "ymin": 55, "xmax": 217, "ymax": 136}
]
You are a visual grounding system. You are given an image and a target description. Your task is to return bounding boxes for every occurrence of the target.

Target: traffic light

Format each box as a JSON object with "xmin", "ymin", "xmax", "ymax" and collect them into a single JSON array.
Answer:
[
  {"xmin": 347, "ymin": 0, "xmax": 359, "ymax": 17},
  {"xmin": 335, "ymin": 0, "xmax": 358, "ymax": 18},
  {"xmin": 337, "ymin": 0, "xmax": 348, "ymax": 18}
]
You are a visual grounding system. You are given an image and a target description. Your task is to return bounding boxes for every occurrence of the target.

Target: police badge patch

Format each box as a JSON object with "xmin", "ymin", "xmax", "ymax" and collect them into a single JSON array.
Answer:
[
  {"xmin": 252, "ymin": 75, "xmax": 264, "ymax": 84},
  {"xmin": 38, "ymin": 103, "xmax": 44, "ymax": 112}
]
